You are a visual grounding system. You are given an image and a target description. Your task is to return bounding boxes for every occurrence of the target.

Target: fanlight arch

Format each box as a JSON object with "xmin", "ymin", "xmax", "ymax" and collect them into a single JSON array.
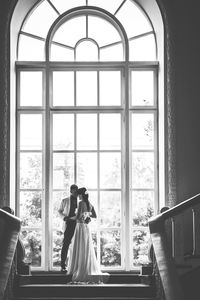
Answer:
[
  {"xmin": 17, "ymin": 0, "xmax": 156, "ymax": 62},
  {"xmin": 46, "ymin": 7, "xmax": 128, "ymax": 62}
]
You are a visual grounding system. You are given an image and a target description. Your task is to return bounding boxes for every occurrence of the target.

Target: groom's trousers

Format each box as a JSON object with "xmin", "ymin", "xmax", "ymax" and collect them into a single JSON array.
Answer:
[{"xmin": 61, "ymin": 219, "xmax": 76, "ymax": 269}]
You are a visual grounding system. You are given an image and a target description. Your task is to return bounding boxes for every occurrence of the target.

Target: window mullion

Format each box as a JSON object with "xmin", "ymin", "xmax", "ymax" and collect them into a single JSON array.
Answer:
[
  {"xmin": 97, "ymin": 71, "xmax": 100, "ymax": 264},
  {"xmin": 123, "ymin": 65, "xmax": 131, "ymax": 271},
  {"xmin": 45, "ymin": 67, "xmax": 51, "ymax": 271},
  {"xmin": 97, "ymin": 112, "xmax": 101, "ymax": 265}
]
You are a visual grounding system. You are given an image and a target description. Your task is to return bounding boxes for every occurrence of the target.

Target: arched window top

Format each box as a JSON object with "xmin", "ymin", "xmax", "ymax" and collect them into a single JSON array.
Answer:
[
  {"xmin": 49, "ymin": 11, "xmax": 125, "ymax": 61},
  {"xmin": 17, "ymin": 0, "xmax": 157, "ymax": 62}
]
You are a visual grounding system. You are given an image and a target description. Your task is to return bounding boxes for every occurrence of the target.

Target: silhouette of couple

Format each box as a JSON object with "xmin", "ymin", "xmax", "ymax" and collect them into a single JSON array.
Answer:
[{"xmin": 58, "ymin": 184, "xmax": 108, "ymax": 283}]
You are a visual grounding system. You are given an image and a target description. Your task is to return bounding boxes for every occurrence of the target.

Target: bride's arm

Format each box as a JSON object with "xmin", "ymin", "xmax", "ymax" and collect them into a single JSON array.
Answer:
[{"xmin": 90, "ymin": 206, "xmax": 97, "ymax": 218}]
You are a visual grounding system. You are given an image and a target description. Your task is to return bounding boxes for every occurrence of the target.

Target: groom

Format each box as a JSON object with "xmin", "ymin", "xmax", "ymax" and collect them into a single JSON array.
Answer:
[{"xmin": 58, "ymin": 184, "xmax": 78, "ymax": 272}]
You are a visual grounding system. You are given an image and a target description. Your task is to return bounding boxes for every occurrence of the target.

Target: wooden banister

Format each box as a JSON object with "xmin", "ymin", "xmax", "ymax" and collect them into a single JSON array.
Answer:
[
  {"xmin": 153, "ymin": 193, "xmax": 200, "ymax": 220},
  {"xmin": 149, "ymin": 193, "xmax": 200, "ymax": 300},
  {"xmin": 0, "ymin": 209, "xmax": 21, "ymax": 299}
]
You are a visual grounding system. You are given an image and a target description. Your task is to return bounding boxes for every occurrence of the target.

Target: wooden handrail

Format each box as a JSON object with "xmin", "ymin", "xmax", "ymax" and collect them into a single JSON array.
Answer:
[
  {"xmin": 151, "ymin": 193, "xmax": 200, "ymax": 223},
  {"xmin": 153, "ymin": 193, "xmax": 200, "ymax": 221},
  {"xmin": 0, "ymin": 209, "xmax": 21, "ymax": 299},
  {"xmin": 149, "ymin": 193, "xmax": 200, "ymax": 300}
]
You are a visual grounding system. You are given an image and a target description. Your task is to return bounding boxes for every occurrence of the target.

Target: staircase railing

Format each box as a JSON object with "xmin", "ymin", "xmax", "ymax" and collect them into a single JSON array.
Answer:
[
  {"xmin": 0, "ymin": 209, "xmax": 21, "ymax": 299},
  {"xmin": 149, "ymin": 193, "xmax": 200, "ymax": 300}
]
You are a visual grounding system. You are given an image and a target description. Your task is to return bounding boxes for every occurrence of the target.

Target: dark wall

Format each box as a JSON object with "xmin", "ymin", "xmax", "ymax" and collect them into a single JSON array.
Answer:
[
  {"xmin": 0, "ymin": 0, "xmax": 16, "ymax": 208},
  {"xmin": 0, "ymin": 0, "xmax": 200, "ymax": 207},
  {"xmin": 170, "ymin": 0, "xmax": 200, "ymax": 201}
]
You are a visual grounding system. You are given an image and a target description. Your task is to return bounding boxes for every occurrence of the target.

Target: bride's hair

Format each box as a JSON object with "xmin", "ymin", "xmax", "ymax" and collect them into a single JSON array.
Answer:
[{"xmin": 78, "ymin": 187, "xmax": 90, "ymax": 211}]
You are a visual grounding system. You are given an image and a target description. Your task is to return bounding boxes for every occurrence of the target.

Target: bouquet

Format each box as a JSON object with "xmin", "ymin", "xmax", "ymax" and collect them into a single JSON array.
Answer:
[{"xmin": 81, "ymin": 212, "xmax": 91, "ymax": 224}]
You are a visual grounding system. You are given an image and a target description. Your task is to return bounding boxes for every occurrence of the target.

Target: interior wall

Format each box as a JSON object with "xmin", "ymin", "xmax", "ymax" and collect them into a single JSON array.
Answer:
[
  {"xmin": 0, "ymin": 0, "xmax": 15, "ymax": 208},
  {"xmin": 167, "ymin": 0, "xmax": 200, "ymax": 202}
]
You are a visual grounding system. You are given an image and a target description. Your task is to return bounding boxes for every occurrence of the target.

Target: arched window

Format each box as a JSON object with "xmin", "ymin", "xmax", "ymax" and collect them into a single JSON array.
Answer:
[{"xmin": 13, "ymin": 0, "xmax": 163, "ymax": 271}]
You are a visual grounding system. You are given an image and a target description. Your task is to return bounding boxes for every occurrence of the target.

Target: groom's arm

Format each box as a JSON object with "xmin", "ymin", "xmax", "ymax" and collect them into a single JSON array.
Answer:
[{"xmin": 58, "ymin": 198, "xmax": 69, "ymax": 221}]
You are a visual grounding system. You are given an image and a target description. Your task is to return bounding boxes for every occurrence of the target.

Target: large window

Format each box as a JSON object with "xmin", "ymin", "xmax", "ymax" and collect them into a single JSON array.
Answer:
[{"xmin": 16, "ymin": 0, "xmax": 161, "ymax": 271}]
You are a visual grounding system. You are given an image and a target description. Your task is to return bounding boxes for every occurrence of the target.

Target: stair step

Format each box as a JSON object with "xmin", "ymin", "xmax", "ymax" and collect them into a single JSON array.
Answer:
[
  {"xmin": 13, "ymin": 298, "xmax": 157, "ymax": 300},
  {"xmin": 14, "ymin": 272, "xmax": 156, "ymax": 300},
  {"xmin": 15, "ymin": 283, "xmax": 155, "ymax": 298},
  {"xmin": 16, "ymin": 273, "xmax": 152, "ymax": 285}
]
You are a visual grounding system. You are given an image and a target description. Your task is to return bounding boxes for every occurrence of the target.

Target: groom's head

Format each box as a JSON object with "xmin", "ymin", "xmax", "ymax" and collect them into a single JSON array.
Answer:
[{"xmin": 70, "ymin": 184, "xmax": 78, "ymax": 197}]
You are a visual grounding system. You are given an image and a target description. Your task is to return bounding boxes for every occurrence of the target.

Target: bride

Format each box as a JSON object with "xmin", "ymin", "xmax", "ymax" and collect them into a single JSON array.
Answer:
[{"xmin": 67, "ymin": 187, "xmax": 109, "ymax": 283}]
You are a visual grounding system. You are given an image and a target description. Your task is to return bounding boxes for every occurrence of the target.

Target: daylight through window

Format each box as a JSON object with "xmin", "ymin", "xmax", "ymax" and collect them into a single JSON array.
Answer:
[{"xmin": 16, "ymin": 0, "xmax": 159, "ymax": 271}]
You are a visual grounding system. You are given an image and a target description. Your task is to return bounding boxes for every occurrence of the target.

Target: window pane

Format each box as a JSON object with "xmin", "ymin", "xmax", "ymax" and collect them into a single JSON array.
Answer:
[
  {"xmin": 20, "ymin": 153, "xmax": 42, "ymax": 189},
  {"xmin": 132, "ymin": 228, "xmax": 150, "ymax": 266},
  {"xmin": 88, "ymin": 190, "xmax": 98, "ymax": 204},
  {"xmin": 116, "ymin": 0, "xmax": 152, "ymax": 38},
  {"xmin": 132, "ymin": 191, "xmax": 154, "ymax": 226},
  {"xmin": 76, "ymin": 71, "xmax": 97, "ymax": 106},
  {"xmin": 131, "ymin": 71, "xmax": 154, "ymax": 106},
  {"xmin": 20, "ymin": 191, "xmax": 42, "ymax": 227},
  {"xmin": 76, "ymin": 40, "xmax": 98, "ymax": 61},
  {"xmin": 100, "ymin": 114, "xmax": 121, "ymax": 150},
  {"xmin": 50, "ymin": 0, "xmax": 85, "ymax": 14},
  {"xmin": 53, "ymin": 153, "xmax": 74, "ymax": 189},
  {"xmin": 22, "ymin": 1, "xmax": 58, "ymax": 38},
  {"xmin": 87, "ymin": 191, "xmax": 98, "ymax": 232},
  {"xmin": 99, "ymin": 71, "xmax": 121, "ymax": 106},
  {"xmin": 53, "ymin": 114, "xmax": 74, "ymax": 150},
  {"xmin": 20, "ymin": 114, "xmax": 42, "ymax": 150},
  {"xmin": 53, "ymin": 16, "xmax": 86, "ymax": 48},
  {"xmin": 132, "ymin": 114, "xmax": 154, "ymax": 150},
  {"xmin": 100, "ymin": 230, "xmax": 121, "ymax": 267},
  {"xmin": 100, "ymin": 191, "xmax": 121, "ymax": 227},
  {"xmin": 129, "ymin": 34, "xmax": 156, "ymax": 61},
  {"xmin": 77, "ymin": 114, "xmax": 97, "ymax": 150},
  {"xmin": 88, "ymin": 191, "xmax": 98, "ymax": 214},
  {"xmin": 53, "ymin": 230, "xmax": 62, "ymax": 267},
  {"xmin": 53, "ymin": 72, "xmax": 74, "ymax": 106},
  {"xmin": 52, "ymin": 191, "xmax": 68, "ymax": 226},
  {"xmin": 52, "ymin": 191, "xmax": 74, "ymax": 267},
  {"xmin": 18, "ymin": 35, "xmax": 45, "ymax": 61},
  {"xmin": 51, "ymin": 44, "xmax": 74, "ymax": 61},
  {"xmin": 132, "ymin": 152, "xmax": 154, "ymax": 189},
  {"xmin": 88, "ymin": 0, "xmax": 123, "ymax": 14},
  {"xmin": 77, "ymin": 153, "xmax": 97, "ymax": 189},
  {"xmin": 20, "ymin": 72, "xmax": 43, "ymax": 106},
  {"xmin": 20, "ymin": 230, "xmax": 42, "ymax": 267},
  {"xmin": 88, "ymin": 16, "xmax": 121, "ymax": 47},
  {"xmin": 100, "ymin": 153, "xmax": 121, "ymax": 188},
  {"xmin": 100, "ymin": 43, "xmax": 124, "ymax": 61}
]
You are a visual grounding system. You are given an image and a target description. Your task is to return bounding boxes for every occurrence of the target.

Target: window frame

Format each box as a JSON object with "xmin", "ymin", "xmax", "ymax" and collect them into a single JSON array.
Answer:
[{"xmin": 14, "ymin": 2, "xmax": 161, "ymax": 271}]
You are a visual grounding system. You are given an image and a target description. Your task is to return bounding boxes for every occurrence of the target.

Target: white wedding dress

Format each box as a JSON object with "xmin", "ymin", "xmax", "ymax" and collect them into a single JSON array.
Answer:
[{"xmin": 68, "ymin": 201, "xmax": 109, "ymax": 283}]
